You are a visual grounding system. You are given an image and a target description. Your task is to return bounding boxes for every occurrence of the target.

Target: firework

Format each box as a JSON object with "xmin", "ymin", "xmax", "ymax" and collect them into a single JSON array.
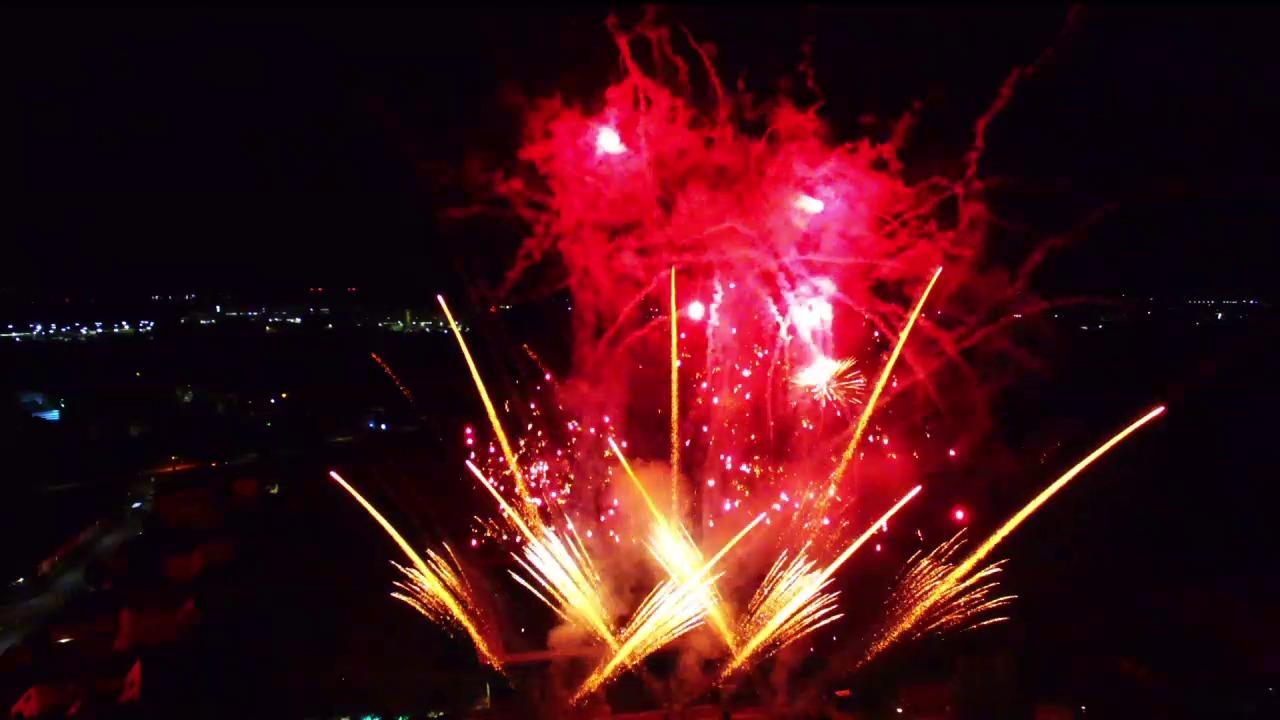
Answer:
[
  {"xmin": 329, "ymin": 471, "xmax": 503, "ymax": 670},
  {"xmin": 440, "ymin": 294, "xmax": 622, "ymax": 649},
  {"xmin": 576, "ymin": 510, "xmax": 766, "ymax": 701},
  {"xmin": 793, "ymin": 355, "xmax": 866, "ymax": 409},
  {"xmin": 861, "ymin": 405, "xmax": 1166, "ymax": 665},
  {"xmin": 609, "ymin": 437, "xmax": 741, "ymax": 649},
  {"xmin": 876, "ymin": 532, "xmax": 1013, "ymax": 646},
  {"xmin": 468, "ymin": 451, "xmax": 618, "ymax": 648},
  {"xmin": 722, "ymin": 485, "xmax": 922, "ymax": 679},
  {"xmin": 328, "ymin": 10, "xmax": 1162, "ymax": 707},
  {"xmin": 371, "ymin": 352, "xmax": 417, "ymax": 409},
  {"xmin": 829, "ymin": 266, "xmax": 944, "ymax": 493}
]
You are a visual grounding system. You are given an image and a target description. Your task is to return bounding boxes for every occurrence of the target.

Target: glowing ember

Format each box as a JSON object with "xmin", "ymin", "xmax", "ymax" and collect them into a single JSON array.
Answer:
[
  {"xmin": 793, "ymin": 355, "xmax": 866, "ymax": 408},
  {"xmin": 595, "ymin": 126, "xmax": 627, "ymax": 155}
]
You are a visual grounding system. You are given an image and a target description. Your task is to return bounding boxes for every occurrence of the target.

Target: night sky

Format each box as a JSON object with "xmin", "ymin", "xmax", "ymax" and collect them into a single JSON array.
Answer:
[{"xmin": 8, "ymin": 7, "xmax": 1280, "ymax": 298}]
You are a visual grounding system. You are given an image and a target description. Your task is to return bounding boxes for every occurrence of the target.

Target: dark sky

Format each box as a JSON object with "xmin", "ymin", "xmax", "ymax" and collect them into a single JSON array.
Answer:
[{"xmin": 6, "ymin": 6, "xmax": 1280, "ymax": 298}]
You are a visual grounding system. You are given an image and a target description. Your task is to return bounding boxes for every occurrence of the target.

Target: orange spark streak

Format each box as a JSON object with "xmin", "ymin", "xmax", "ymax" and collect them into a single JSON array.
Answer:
[
  {"xmin": 723, "ymin": 485, "xmax": 922, "ymax": 677},
  {"xmin": 863, "ymin": 405, "xmax": 1166, "ymax": 664},
  {"xmin": 575, "ymin": 512, "xmax": 764, "ymax": 702},
  {"xmin": 465, "ymin": 461, "xmax": 537, "ymax": 540},
  {"xmin": 953, "ymin": 405, "xmax": 1165, "ymax": 580},
  {"xmin": 466, "ymin": 461, "xmax": 617, "ymax": 647},
  {"xmin": 875, "ymin": 532, "xmax": 1014, "ymax": 650},
  {"xmin": 370, "ymin": 352, "xmax": 416, "ymax": 407},
  {"xmin": 329, "ymin": 471, "xmax": 502, "ymax": 669},
  {"xmin": 608, "ymin": 437, "xmax": 740, "ymax": 648},
  {"xmin": 608, "ymin": 438, "xmax": 665, "ymax": 522},
  {"xmin": 704, "ymin": 512, "xmax": 768, "ymax": 569},
  {"xmin": 438, "ymin": 295, "xmax": 532, "ymax": 507},
  {"xmin": 522, "ymin": 343, "xmax": 556, "ymax": 381},
  {"xmin": 831, "ymin": 266, "xmax": 943, "ymax": 487},
  {"xmin": 670, "ymin": 266, "xmax": 680, "ymax": 515}
]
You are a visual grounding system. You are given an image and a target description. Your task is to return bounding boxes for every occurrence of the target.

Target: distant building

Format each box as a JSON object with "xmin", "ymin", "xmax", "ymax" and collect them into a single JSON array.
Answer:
[{"xmin": 15, "ymin": 391, "xmax": 63, "ymax": 423}]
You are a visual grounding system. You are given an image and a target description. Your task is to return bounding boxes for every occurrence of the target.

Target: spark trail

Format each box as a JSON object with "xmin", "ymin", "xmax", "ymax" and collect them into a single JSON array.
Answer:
[
  {"xmin": 831, "ymin": 266, "xmax": 943, "ymax": 490},
  {"xmin": 609, "ymin": 437, "xmax": 742, "ymax": 649},
  {"xmin": 862, "ymin": 405, "xmax": 1166, "ymax": 665},
  {"xmin": 575, "ymin": 509, "xmax": 767, "ymax": 702},
  {"xmin": 441, "ymin": 294, "xmax": 619, "ymax": 647},
  {"xmin": 329, "ymin": 471, "xmax": 503, "ymax": 669},
  {"xmin": 880, "ymin": 532, "xmax": 1013, "ymax": 644},
  {"xmin": 671, "ymin": 266, "xmax": 681, "ymax": 515},
  {"xmin": 371, "ymin": 352, "xmax": 417, "ymax": 409},
  {"xmin": 439, "ymin": 295, "xmax": 534, "ymax": 506},
  {"xmin": 723, "ymin": 485, "xmax": 923, "ymax": 679},
  {"xmin": 466, "ymin": 460, "xmax": 618, "ymax": 647}
]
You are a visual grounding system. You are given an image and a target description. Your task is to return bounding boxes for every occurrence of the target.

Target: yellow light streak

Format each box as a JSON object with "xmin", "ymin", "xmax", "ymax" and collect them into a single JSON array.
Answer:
[
  {"xmin": 609, "ymin": 438, "xmax": 739, "ymax": 648},
  {"xmin": 438, "ymin": 295, "xmax": 533, "ymax": 508},
  {"xmin": 466, "ymin": 461, "xmax": 617, "ymax": 647},
  {"xmin": 723, "ymin": 485, "xmax": 922, "ymax": 678},
  {"xmin": 329, "ymin": 471, "xmax": 502, "ymax": 669},
  {"xmin": 831, "ymin": 267, "xmax": 943, "ymax": 488},
  {"xmin": 862, "ymin": 405, "xmax": 1165, "ymax": 664},
  {"xmin": 670, "ymin": 266, "xmax": 680, "ymax": 515}
]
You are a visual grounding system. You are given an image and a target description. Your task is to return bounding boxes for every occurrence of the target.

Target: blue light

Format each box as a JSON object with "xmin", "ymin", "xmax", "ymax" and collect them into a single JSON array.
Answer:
[
  {"xmin": 379, "ymin": 423, "xmax": 387, "ymax": 431},
  {"xmin": 368, "ymin": 421, "xmax": 375, "ymax": 428},
  {"xmin": 33, "ymin": 409, "xmax": 61, "ymax": 422}
]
